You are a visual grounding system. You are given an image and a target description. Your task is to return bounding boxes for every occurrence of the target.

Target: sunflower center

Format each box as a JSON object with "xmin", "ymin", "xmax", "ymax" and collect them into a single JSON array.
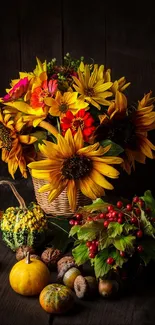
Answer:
[
  {"xmin": 84, "ymin": 87, "xmax": 95, "ymax": 97},
  {"xmin": 59, "ymin": 103, "xmax": 68, "ymax": 113},
  {"xmin": 71, "ymin": 118, "xmax": 84, "ymax": 131},
  {"xmin": 0, "ymin": 123, "xmax": 12, "ymax": 151},
  {"xmin": 62, "ymin": 154, "xmax": 92, "ymax": 179}
]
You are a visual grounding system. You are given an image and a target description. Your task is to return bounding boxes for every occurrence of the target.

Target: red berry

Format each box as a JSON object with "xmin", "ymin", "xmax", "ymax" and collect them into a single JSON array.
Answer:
[
  {"xmin": 109, "ymin": 217, "xmax": 114, "ymax": 222},
  {"xmin": 111, "ymin": 211, "xmax": 118, "ymax": 218},
  {"xmin": 87, "ymin": 216, "xmax": 92, "ymax": 221},
  {"xmin": 135, "ymin": 208, "xmax": 141, "ymax": 216},
  {"xmin": 137, "ymin": 245, "xmax": 144, "ymax": 253},
  {"xmin": 75, "ymin": 213, "xmax": 83, "ymax": 220},
  {"xmin": 107, "ymin": 205, "xmax": 114, "ymax": 211},
  {"xmin": 132, "ymin": 196, "xmax": 139, "ymax": 203},
  {"xmin": 104, "ymin": 220, "xmax": 109, "ymax": 228},
  {"xmin": 118, "ymin": 212, "xmax": 124, "ymax": 218},
  {"xmin": 86, "ymin": 241, "xmax": 92, "ymax": 247},
  {"xmin": 95, "ymin": 241, "xmax": 99, "ymax": 246},
  {"xmin": 92, "ymin": 240, "xmax": 97, "ymax": 245},
  {"xmin": 117, "ymin": 201, "xmax": 123, "ymax": 209},
  {"xmin": 74, "ymin": 220, "xmax": 80, "ymax": 225},
  {"xmin": 131, "ymin": 217, "xmax": 137, "ymax": 224},
  {"xmin": 106, "ymin": 257, "xmax": 115, "ymax": 265},
  {"xmin": 117, "ymin": 218, "xmax": 123, "ymax": 224},
  {"xmin": 89, "ymin": 244, "xmax": 97, "ymax": 252},
  {"xmin": 126, "ymin": 204, "xmax": 133, "ymax": 211},
  {"xmin": 120, "ymin": 251, "xmax": 126, "ymax": 257},
  {"xmin": 89, "ymin": 252, "xmax": 95, "ymax": 259},
  {"xmin": 69, "ymin": 219, "xmax": 75, "ymax": 225},
  {"xmin": 99, "ymin": 213, "xmax": 106, "ymax": 219},
  {"xmin": 136, "ymin": 230, "xmax": 143, "ymax": 238},
  {"xmin": 145, "ymin": 207, "xmax": 151, "ymax": 215}
]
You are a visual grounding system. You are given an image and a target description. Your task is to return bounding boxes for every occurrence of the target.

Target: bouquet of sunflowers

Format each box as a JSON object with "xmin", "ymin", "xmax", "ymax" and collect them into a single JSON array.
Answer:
[{"xmin": 0, "ymin": 53, "xmax": 155, "ymax": 213}]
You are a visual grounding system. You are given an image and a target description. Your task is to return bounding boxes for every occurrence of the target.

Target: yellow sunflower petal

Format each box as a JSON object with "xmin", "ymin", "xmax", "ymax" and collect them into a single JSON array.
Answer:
[
  {"xmin": 19, "ymin": 135, "xmax": 37, "ymax": 144},
  {"xmin": 93, "ymin": 161, "xmax": 120, "ymax": 178},
  {"xmin": 90, "ymin": 169, "xmax": 114, "ymax": 190},
  {"xmin": 28, "ymin": 159, "xmax": 59, "ymax": 170},
  {"xmin": 74, "ymin": 127, "xmax": 84, "ymax": 151},
  {"xmin": 79, "ymin": 178, "xmax": 97, "ymax": 200},
  {"xmin": 67, "ymin": 180, "xmax": 77, "ymax": 211},
  {"xmin": 48, "ymin": 180, "xmax": 68, "ymax": 202},
  {"xmin": 31, "ymin": 169, "xmax": 52, "ymax": 180}
]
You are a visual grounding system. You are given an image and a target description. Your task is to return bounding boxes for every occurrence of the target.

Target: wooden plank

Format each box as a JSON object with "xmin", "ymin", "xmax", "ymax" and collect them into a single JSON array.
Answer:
[
  {"xmin": 0, "ymin": 1, "xmax": 21, "ymax": 179},
  {"xmin": 19, "ymin": 0, "xmax": 62, "ymax": 71},
  {"xmin": 105, "ymin": 3, "xmax": 155, "ymax": 197},
  {"xmin": 105, "ymin": 3, "xmax": 155, "ymax": 101},
  {"xmin": 63, "ymin": 0, "xmax": 106, "ymax": 63}
]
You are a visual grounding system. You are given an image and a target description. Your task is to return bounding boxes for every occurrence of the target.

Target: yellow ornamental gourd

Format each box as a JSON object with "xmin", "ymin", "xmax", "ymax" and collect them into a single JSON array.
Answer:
[
  {"xmin": 0, "ymin": 181, "xmax": 48, "ymax": 251},
  {"xmin": 9, "ymin": 252, "xmax": 51, "ymax": 296}
]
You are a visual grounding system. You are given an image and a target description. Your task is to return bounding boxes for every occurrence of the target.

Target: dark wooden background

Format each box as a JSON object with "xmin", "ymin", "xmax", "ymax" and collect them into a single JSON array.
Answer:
[{"xmin": 0, "ymin": 0, "xmax": 155, "ymax": 208}]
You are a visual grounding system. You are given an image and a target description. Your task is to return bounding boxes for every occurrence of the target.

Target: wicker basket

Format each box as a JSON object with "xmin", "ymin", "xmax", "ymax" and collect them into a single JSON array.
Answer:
[{"xmin": 31, "ymin": 176, "xmax": 92, "ymax": 217}]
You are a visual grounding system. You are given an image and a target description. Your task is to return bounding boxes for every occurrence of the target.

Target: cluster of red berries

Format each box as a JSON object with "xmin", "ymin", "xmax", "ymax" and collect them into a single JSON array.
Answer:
[
  {"xmin": 69, "ymin": 213, "xmax": 83, "ymax": 226},
  {"xmin": 86, "ymin": 239, "xmax": 99, "ymax": 259}
]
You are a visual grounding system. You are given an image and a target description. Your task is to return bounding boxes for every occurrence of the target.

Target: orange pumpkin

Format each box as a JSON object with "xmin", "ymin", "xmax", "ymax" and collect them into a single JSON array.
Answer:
[
  {"xmin": 9, "ymin": 252, "xmax": 51, "ymax": 296},
  {"xmin": 39, "ymin": 283, "xmax": 74, "ymax": 313}
]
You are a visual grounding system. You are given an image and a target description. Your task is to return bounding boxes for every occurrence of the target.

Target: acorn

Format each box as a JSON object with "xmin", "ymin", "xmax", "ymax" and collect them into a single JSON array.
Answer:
[
  {"xmin": 98, "ymin": 279, "xmax": 119, "ymax": 298},
  {"xmin": 62, "ymin": 267, "xmax": 81, "ymax": 289},
  {"xmin": 30, "ymin": 254, "xmax": 41, "ymax": 260},
  {"xmin": 15, "ymin": 246, "xmax": 35, "ymax": 261},
  {"xmin": 41, "ymin": 247, "xmax": 62, "ymax": 269},
  {"xmin": 74, "ymin": 275, "xmax": 98, "ymax": 299}
]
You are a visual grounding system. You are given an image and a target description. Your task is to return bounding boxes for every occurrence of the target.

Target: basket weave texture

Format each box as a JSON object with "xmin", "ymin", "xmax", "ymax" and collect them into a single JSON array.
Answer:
[{"xmin": 31, "ymin": 177, "xmax": 91, "ymax": 216}]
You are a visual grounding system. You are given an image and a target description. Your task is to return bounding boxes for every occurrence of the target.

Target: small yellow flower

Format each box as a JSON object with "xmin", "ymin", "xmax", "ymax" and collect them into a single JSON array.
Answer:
[
  {"xmin": 44, "ymin": 90, "xmax": 89, "ymax": 118},
  {"xmin": 72, "ymin": 64, "xmax": 113, "ymax": 109}
]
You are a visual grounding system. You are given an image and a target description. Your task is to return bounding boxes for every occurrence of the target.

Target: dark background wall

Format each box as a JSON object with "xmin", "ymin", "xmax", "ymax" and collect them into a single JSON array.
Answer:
[{"xmin": 0, "ymin": 0, "xmax": 155, "ymax": 207}]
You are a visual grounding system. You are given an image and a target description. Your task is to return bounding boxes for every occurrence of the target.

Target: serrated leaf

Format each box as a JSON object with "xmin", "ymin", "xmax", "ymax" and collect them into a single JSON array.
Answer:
[
  {"xmin": 110, "ymin": 249, "xmax": 127, "ymax": 268},
  {"xmin": 79, "ymin": 198, "xmax": 109, "ymax": 213},
  {"xmin": 94, "ymin": 249, "xmax": 111, "ymax": 278},
  {"xmin": 72, "ymin": 243, "xmax": 89, "ymax": 265},
  {"xmin": 113, "ymin": 235, "xmax": 135, "ymax": 253},
  {"xmin": 108, "ymin": 222, "xmax": 123, "ymax": 238},
  {"xmin": 123, "ymin": 223, "xmax": 137, "ymax": 234},
  {"xmin": 69, "ymin": 225, "xmax": 81, "ymax": 237},
  {"xmin": 99, "ymin": 230, "xmax": 114, "ymax": 249},
  {"xmin": 77, "ymin": 221, "xmax": 103, "ymax": 241},
  {"xmin": 139, "ymin": 237, "xmax": 155, "ymax": 266},
  {"xmin": 140, "ymin": 210, "xmax": 155, "ymax": 238},
  {"xmin": 100, "ymin": 139, "xmax": 124, "ymax": 156},
  {"xmin": 141, "ymin": 190, "xmax": 155, "ymax": 216}
]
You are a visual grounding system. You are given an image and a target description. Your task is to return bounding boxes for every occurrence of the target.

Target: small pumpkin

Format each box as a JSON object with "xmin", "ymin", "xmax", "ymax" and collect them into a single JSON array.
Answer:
[
  {"xmin": 9, "ymin": 252, "xmax": 51, "ymax": 296},
  {"xmin": 0, "ymin": 181, "xmax": 48, "ymax": 251},
  {"xmin": 39, "ymin": 283, "xmax": 74, "ymax": 314}
]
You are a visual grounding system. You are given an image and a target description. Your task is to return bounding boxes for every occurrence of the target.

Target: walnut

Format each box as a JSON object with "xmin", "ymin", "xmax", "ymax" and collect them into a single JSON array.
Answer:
[
  {"xmin": 41, "ymin": 247, "xmax": 62, "ymax": 269},
  {"xmin": 16, "ymin": 246, "xmax": 35, "ymax": 261},
  {"xmin": 57, "ymin": 255, "xmax": 75, "ymax": 274}
]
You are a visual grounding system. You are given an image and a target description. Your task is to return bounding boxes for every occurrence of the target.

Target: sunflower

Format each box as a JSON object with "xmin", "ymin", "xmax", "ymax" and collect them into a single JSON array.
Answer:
[
  {"xmin": 28, "ymin": 128, "xmax": 123, "ymax": 211},
  {"xmin": 44, "ymin": 90, "xmax": 89, "ymax": 118},
  {"xmin": 94, "ymin": 91, "xmax": 155, "ymax": 174},
  {"xmin": 0, "ymin": 110, "xmax": 37, "ymax": 178},
  {"xmin": 72, "ymin": 64, "xmax": 113, "ymax": 110}
]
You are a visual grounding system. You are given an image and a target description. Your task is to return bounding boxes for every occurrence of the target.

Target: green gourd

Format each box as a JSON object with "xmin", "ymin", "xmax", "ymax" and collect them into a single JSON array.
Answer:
[{"xmin": 0, "ymin": 180, "xmax": 48, "ymax": 251}]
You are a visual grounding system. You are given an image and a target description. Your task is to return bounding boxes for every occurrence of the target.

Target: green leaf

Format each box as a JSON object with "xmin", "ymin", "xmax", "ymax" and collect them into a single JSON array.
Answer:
[
  {"xmin": 113, "ymin": 235, "xmax": 135, "ymax": 253},
  {"xmin": 140, "ymin": 210, "xmax": 155, "ymax": 238},
  {"xmin": 108, "ymin": 222, "xmax": 123, "ymax": 238},
  {"xmin": 80, "ymin": 198, "xmax": 109, "ymax": 213},
  {"xmin": 77, "ymin": 221, "xmax": 103, "ymax": 241},
  {"xmin": 123, "ymin": 223, "xmax": 137, "ymax": 234},
  {"xmin": 99, "ymin": 231, "xmax": 113, "ymax": 249},
  {"xmin": 69, "ymin": 225, "xmax": 81, "ymax": 237},
  {"xmin": 141, "ymin": 190, "xmax": 155, "ymax": 217},
  {"xmin": 139, "ymin": 237, "xmax": 155, "ymax": 266},
  {"xmin": 47, "ymin": 217, "xmax": 74, "ymax": 253},
  {"xmin": 31, "ymin": 131, "xmax": 47, "ymax": 152},
  {"xmin": 72, "ymin": 243, "xmax": 89, "ymax": 265},
  {"xmin": 100, "ymin": 139, "xmax": 124, "ymax": 156},
  {"xmin": 110, "ymin": 249, "xmax": 127, "ymax": 268},
  {"xmin": 94, "ymin": 249, "xmax": 111, "ymax": 278}
]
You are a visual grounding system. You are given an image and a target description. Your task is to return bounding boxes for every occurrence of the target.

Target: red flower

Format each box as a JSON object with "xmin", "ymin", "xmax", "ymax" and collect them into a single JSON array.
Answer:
[
  {"xmin": 30, "ymin": 79, "xmax": 57, "ymax": 108},
  {"xmin": 61, "ymin": 109, "xmax": 95, "ymax": 141}
]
